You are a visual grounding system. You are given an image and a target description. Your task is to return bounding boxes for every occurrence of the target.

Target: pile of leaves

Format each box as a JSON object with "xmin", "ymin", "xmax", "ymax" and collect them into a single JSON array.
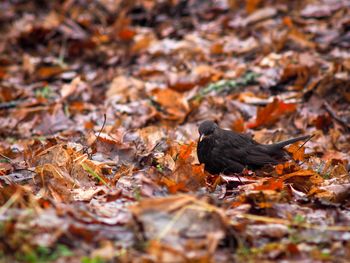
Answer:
[{"xmin": 1, "ymin": 0, "xmax": 350, "ymax": 261}]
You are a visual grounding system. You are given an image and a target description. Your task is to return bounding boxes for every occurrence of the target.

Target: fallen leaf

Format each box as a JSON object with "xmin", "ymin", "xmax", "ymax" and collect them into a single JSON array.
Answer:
[
  {"xmin": 253, "ymin": 178, "xmax": 284, "ymax": 191},
  {"xmin": 106, "ymin": 75, "xmax": 144, "ymax": 103},
  {"xmin": 286, "ymin": 143, "xmax": 306, "ymax": 161},
  {"xmin": 178, "ymin": 142, "xmax": 196, "ymax": 161},
  {"xmin": 247, "ymin": 98, "xmax": 297, "ymax": 128},
  {"xmin": 152, "ymin": 88, "xmax": 189, "ymax": 122},
  {"xmin": 37, "ymin": 65, "xmax": 64, "ymax": 79}
]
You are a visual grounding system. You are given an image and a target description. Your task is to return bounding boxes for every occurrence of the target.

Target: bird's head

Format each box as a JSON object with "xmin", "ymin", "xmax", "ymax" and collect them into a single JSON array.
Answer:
[{"xmin": 198, "ymin": 120, "xmax": 218, "ymax": 142}]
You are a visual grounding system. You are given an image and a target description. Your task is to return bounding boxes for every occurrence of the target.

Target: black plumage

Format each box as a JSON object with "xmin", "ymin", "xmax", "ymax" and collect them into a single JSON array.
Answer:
[{"xmin": 197, "ymin": 120, "xmax": 310, "ymax": 174}]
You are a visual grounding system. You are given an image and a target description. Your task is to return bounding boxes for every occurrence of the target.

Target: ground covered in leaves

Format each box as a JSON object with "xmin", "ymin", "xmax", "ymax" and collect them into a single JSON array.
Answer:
[{"xmin": 1, "ymin": 0, "xmax": 350, "ymax": 262}]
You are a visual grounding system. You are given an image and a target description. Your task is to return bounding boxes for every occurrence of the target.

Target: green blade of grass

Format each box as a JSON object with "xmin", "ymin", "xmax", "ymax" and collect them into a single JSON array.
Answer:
[{"xmin": 81, "ymin": 163, "xmax": 111, "ymax": 189}]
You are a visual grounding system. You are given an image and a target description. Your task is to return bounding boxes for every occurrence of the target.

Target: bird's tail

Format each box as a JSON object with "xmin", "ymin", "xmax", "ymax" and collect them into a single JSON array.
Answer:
[
  {"xmin": 265, "ymin": 135, "xmax": 313, "ymax": 153},
  {"xmin": 267, "ymin": 135, "xmax": 312, "ymax": 150}
]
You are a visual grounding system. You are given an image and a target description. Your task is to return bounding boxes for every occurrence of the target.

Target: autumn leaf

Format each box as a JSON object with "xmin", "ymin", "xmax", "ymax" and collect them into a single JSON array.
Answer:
[
  {"xmin": 37, "ymin": 65, "xmax": 64, "ymax": 79},
  {"xmin": 178, "ymin": 142, "xmax": 196, "ymax": 160},
  {"xmin": 275, "ymin": 164, "xmax": 285, "ymax": 175},
  {"xmin": 247, "ymin": 98, "xmax": 297, "ymax": 128},
  {"xmin": 246, "ymin": 0, "xmax": 262, "ymax": 13},
  {"xmin": 253, "ymin": 178, "xmax": 284, "ymax": 191},
  {"xmin": 118, "ymin": 28, "xmax": 136, "ymax": 41},
  {"xmin": 2, "ymin": 1, "xmax": 350, "ymax": 261},
  {"xmin": 286, "ymin": 143, "xmax": 305, "ymax": 161},
  {"xmin": 152, "ymin": 88, "xmax": 190, "ymax": 121}
]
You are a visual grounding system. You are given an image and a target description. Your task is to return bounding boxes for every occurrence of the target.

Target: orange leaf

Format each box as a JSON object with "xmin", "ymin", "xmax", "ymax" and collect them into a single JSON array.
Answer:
[
  {"xmin": 37, "ymin": 66, "xmax": 64, "ymax": 79},
  {"xmin": 192, "ymin": 164, "xmax": 205, "ymax": 176},
  {"xmin": 283, "ymin": 16, "xmax": 293, "ymax": 28},
  {"xmin": 286, "ymin": 143, "xmax": 305, "ymax": 161},
  {"xmin": 131, "ymin": 34, "xmax": 154, "ymax": 53},
  {"xmin": 118, "ymin": 28, "xmax": 136, "ymax": 41},
  {"xmin": 288, "ymin": 28, "xmax": 316, "ymax": 49},
  {"xmin": 168, "ymin": 182, "xmax": 186, "ymax": 194},
  {"xmin": 152, "ymin": 88, "xmax": 189, "ymax": 121},
  {"xmin": 210, "ymin": 42, "xmax": 224, "ymax": 55},
  {"xmin": 160, "ymin": 176, "xmax": 187, "ymax": 193},
  {"xmin": 69, "ymin": 101, "xmax": 87, "ymax": 113},
  {"xmin": 254, "ymin": 178, "xmax": 284, "ymax": 191},
  {"xmin": 0, "ymin": 67, "xmax": 7, "ymax": 79},
  {"xmin": 178, "ymin": 142, "xmax": 196, "ymax": 160},
  {"xmin": 246, "ymin": 0, "xmax": 262, "ymax": 13},
  {"xmin": 247, "ymin": 98, "xmax": 297, "ymax": 128},
  {"xmin": 258, "ymin": 202, "xmax": 272, "ymax": 208},
  {"xmin": 281, "ymin": 170, "xmax": 316, "ymax": 181},
  {"xmin": 281, "ymin": 64, "xmax": 310, "ymax": 90},
  {"xmin": 84, "ymin": 121, "xmax": 94, "ymax": 130},
  {"xmin": 275, "ymin": 164, "xmax": 284, "ymax": 175},
  {"xmin": 168, "ymin": 74, "xmax": 196, "ymax": 92},
  {"xmin": 231, "ymin": 117, "xmax": 245, "ymax": 133}
]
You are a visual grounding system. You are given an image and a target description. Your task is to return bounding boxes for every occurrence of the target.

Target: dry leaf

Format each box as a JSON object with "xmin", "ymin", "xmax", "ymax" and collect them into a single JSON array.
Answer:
[
  {"xmin": 248, "ymin": 98, "xmax": 297, "ymax": 128},
  {"xmin": 152, "ymin": 88, "xmax": 189, "ymax": 121}
]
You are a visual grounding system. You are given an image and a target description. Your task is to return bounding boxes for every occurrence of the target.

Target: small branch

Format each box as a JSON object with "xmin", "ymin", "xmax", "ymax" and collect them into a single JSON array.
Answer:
[
  {"xmin": 82, "ymin": 113, "xmax": 107, "ymax": 155},
  {"xmin": 323, "ymin": 101, "xmax": 350, "ymax": 130},
  {"xmin": 297, "ymin": 134, "xmax": 314, "ymax": 151}
]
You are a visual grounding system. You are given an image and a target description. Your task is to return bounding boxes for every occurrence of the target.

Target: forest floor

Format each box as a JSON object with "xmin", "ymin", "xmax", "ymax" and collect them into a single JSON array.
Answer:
[{"xmin": 1, "ymin": 0, "xmax": 350, "ymax": 262}]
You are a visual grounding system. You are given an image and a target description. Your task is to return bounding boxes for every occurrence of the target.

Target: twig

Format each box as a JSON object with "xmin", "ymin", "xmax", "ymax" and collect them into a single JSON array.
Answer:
[
  {"xmin": 96, "ymin": 113, "xmax": 107, "ymax": 140},
  {"xmin": 222, "ymin": 168, "xmax": 243, "ymax": 184},
  {"xmin": 82, "ymin": 113, "xmax": 107, "ymax": 155},
  {"xmin": 297, "ymin": 134, "xmax": 315, "ymax": 151},
  {"xmin": 323, "ymin": 101, "xmax": 350, "ymax": 130},
  {"xmin": 0, "ymin": 153, "xmax": 11, "ymax": 162}
]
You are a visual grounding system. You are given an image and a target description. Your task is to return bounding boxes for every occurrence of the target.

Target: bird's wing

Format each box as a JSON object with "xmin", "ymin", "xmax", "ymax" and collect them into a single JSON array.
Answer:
[
  {"xmin": 211, "ymin": 130, "xmax": 251, "ymax": 169},
  {"xmin": 217, "ymin": 129, "xmax": 278, "ymax": 168},
  {"xmin": 223, "ymin": 130, "xmax": 257, "ymax": 145},
  {"xmin": 245, "ymin": 146, "xmax": 279, "ymax": 167},
  {"xmin": 210, "ymin": 141, "xmax": 245, "ymax": 173}
]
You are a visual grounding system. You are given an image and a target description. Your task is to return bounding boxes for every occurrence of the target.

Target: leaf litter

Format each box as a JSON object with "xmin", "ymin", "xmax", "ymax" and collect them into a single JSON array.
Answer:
[{"xmin": 0, "ymin": 0, "xmax": 350, "ymax": 262}]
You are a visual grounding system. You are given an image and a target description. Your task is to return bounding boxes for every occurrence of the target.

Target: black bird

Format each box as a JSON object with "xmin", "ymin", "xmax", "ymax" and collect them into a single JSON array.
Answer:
[{"xmin": 197, "ymin": 120, "xmax": 310, "ymax": 174}]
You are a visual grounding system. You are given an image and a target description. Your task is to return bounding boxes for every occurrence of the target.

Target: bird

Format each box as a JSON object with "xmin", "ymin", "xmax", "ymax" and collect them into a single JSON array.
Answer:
[{"xmin": 197, "ymin": 120, "xmax": 311, "ymax": 175}]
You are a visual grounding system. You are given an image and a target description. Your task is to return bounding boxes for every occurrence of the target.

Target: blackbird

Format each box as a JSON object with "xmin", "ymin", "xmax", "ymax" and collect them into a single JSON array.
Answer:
[{"xmin": 197, "ymin": 120, "xmax": 310, "ymax": 174}]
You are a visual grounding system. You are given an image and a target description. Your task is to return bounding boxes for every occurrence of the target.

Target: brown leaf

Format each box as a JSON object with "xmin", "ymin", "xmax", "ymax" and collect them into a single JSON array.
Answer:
[
  {"xmin": 130, "ymin": 195, "xmax": 229, "ymax": 259},
  {"xmin": 37, "ymin": 65, "xmax": 64, "ymax": 79},
  {"xmin": 106, "ymin": 75, "xmax": 144, "ymax": 103},
  {"xmin": 288, "ymin": 28, "xmax": 316, "ymax": 49},
  {"xmin": 131, "ymin": 33, "xmax": 156, "ymax": 53},
  {"xmin": 152, "ymin": 88, "xmax": 189, "ymax": 121},
  {"xmin": 246, "ymin": 0, "xmax": 262, "ymax": 13},
  {"xmin": 286, "ymin": 143, "xmax": 306, "ymax": 161},
  {"xmin": 118, "ymin": 28, "xmax": 136, "ymax": 41},
  {"xmin": 168, "ymin": 73, "xmax": 197, "ymax": 92},
  {"xmin": 280, "ymin": 64, "xmax": 310, "ymax": 91},
  {"xmin": 244, "ymin": 7, "xmax": 278, "ymax": 26},
  {"xmin": 60, "ymin": 76, "xmax": 85, "ymax": 100}
]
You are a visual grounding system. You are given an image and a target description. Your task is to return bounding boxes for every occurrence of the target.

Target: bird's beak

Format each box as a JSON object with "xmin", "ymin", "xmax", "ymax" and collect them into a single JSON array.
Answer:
[{"xmin": 199, "ymin": 134, "xmax": 205, "ymax": 142}]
